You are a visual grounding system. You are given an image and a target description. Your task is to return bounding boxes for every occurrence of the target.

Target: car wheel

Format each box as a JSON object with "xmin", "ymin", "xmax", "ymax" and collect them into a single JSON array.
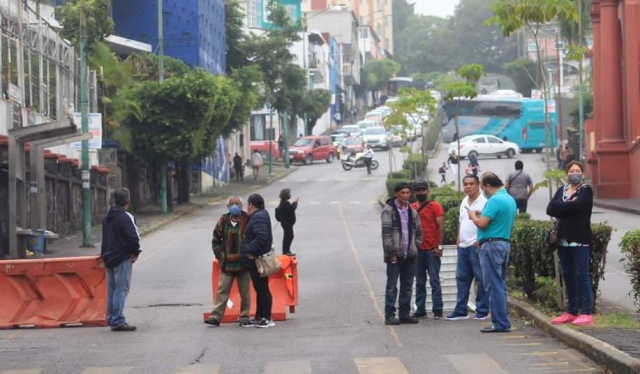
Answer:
[
  {"xmin": 326, "ymin": 153, "xmax": 335, "ymax": 163},
  {"xmin": 497, "ymin": 155, "xmax": 502, "ymax": 159},
  {"xmin": 506, "ymin": 148, "xmax": 515, "ymax": 158},
  {"xmin": 304, "ymin": 154, "xmax": 313, "ymax": 165},
  {"xmin": 468, "ymin": 150, "xmax": 478, "ymax": 159}
]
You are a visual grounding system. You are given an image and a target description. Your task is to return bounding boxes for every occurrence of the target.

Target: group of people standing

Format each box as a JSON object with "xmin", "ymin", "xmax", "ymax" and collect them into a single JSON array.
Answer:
[{"xmin": 381, "ymin": 160, "xmax": 595, "ymax": 331}]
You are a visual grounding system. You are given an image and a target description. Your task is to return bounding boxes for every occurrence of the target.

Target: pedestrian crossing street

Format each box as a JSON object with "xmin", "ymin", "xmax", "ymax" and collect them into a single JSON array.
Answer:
[{"xmin": 0, "ymin": 352, "xmax": 600, "ymax": 374}]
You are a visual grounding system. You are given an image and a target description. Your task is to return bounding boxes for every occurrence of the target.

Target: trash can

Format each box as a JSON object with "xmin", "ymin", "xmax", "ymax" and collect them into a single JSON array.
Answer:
[{"xmin": 26, "ymin": 229, "xmax": 46, "ymax": 254}]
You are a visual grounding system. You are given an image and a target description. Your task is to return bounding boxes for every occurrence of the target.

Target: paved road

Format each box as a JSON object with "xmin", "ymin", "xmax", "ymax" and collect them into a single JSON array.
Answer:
[
  {"xmin": 431, "ymin": 143, "xmax": 637, "ymax": 311},
  {"xmin": 0, "ymin": 140, "xmax": 599, "ymax": 373}
]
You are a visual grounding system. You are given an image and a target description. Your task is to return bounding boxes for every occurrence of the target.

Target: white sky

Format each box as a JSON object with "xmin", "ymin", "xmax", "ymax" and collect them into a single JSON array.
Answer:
[{"xmin": 414, "ymin": 1, "xmax": 460, "ymax": 18}]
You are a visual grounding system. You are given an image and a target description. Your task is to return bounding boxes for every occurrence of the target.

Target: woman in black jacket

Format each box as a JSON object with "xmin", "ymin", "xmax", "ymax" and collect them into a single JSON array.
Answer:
[
  {"xmin": 241, "ymin": 194, "xmax": 275, "ymax": 328},
  {"xmin": 546, "ymin": 161, "xmax": 594, "ymax": 327},
  {"xmin": 277, "ymin": 188, "xmax": 299, "ymax": 256}
]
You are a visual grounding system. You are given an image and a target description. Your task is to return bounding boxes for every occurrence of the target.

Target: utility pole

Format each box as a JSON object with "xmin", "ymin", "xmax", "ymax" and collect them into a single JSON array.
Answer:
[
  {"xmin": 158, "ymin": 0, "xmax": 168, "ymax": 213},
  {"xmin": 269, "ymin": 110, "xmax": 273, "ymax": 175},
  {"xmin": 79, "ymin": 0, "xmax": 92, "ymax": 247},
  {"xmin": 578, "ymin": 0, "xmax": 585, "ymax": 161},
  {"xmin": 556, "ymin": 32, "xmax": 564, "ymax": 143},
  {"xmin": 283, "ymin": 111, "xmax": 290, "ymax": 168}
]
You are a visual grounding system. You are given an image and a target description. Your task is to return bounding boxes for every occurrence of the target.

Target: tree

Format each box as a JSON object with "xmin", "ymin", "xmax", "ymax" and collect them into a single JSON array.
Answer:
[
  {"xmin": 225, "ymin": 0, "xmax": 250, "ymax": 73},
  {"xmin": 298, "ymin": 89, "xmax": 332, "ymax": 135},
  {"xmin": 392, "ymin": 0, "xmax": 415, "ymax": 48},
  {"xmin": 502, "ymin": 58, "xmax": 544, "ymax": 97},
  {"xmin": 559, "ymin": 0, "xmax": 592, "ymax": 46},
  {"xmin": 223, "ymin": 65, "xmax": 264, "ymax": 137},
  {"xmin": 55, "ymin": 0, "xmax": 114, "ymax": 50},
  {"xmin": 394, "ymin": 15, "xmax": 450, "ymax": 75},
  {"xmin": 360, "ymin": 58, "xmax": 401, "ymax": 103}
]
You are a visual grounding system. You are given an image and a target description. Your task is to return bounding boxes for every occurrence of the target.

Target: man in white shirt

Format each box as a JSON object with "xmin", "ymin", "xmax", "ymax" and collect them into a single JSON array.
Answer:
[
  {"xmin": 445, "ymin": 174, "xmax": 490, "ymax": 321},
  {"xmin": 362, "ymin": 145, "xmax": 374, "ymax": 175}
]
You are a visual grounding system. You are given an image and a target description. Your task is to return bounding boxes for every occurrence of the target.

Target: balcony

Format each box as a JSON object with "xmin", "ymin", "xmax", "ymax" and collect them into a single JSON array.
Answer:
[
  {"xmin": 308, "ymin": 53, "xmax": 326, "ymax": 84},
  {"xmin": 343, "ymin": 63, "xmax": 359, "ymax": 86}
]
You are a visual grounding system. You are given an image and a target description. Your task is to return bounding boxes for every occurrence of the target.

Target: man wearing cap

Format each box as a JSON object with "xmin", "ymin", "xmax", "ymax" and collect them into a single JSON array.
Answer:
[
  {"xmin": 205, "ymin": 195, "xmax": 253, "ymax": 327},
  {"xmin": 381, "ymin": 182, "xmax": 423, "ymax": 325},
  {"xmin": 411, "ymin": 181, "xmax": 445, "ymax": 319}
]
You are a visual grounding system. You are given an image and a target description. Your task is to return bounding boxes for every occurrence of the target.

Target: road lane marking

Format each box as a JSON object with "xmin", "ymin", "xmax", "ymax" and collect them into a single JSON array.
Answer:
[
  {"xmin": 308, "ymin": 201, "xmax": 320, "ymax": 205},
  {"xmin": 445, "ymin": 353, "xmax": 509, "ymax": 374},
  {"xmin": 504, "ymin": 342, "xmax": 542, "ymax": 346},
  {"xmin": 80, "ymin": 368, "xmax": 133, "ymax": 374},
  {"xmin": 1, "ymin": 330, "xmax": 21, "ymax": 342},
  {"xmin": 338, "ymin": 204, "xmax": 402, "ymax": 348},
  {"xmin": 264, "ymin": 361, "xmax": 312, "ymax": 374},
  {"xmin": 532, "ymin": 362, "xmax": 570, "ymax": 367},
  {"xmin": 531, "ymin": 369, "xmax": 599, "ymax": 373},
  {"xmin": 354, "ymin": 357, "xmax": 409, "ymax": 374},
  {"xmin": 519, "ymin": 351, "xmax": 559, "ymax": 356},
  {"xmin": 348, "ymin": 201, "xmax": 362, "ymax": 204},
  {"xmin": 0, "ymin": 370, "xmax": 42, "ymax": 374},
  {"xmin": 173, "ymin": 364, "xmax": 219, "ymax": 374},
  {"xmin": 330, "ymin": 201, "xmax": 341, "ymax": 204}
]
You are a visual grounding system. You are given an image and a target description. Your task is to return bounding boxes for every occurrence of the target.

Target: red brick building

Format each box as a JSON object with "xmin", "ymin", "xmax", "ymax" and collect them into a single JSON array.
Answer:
[{"xmin": 586, "ymin": 0, "xmax": 640, "ymax": 201}]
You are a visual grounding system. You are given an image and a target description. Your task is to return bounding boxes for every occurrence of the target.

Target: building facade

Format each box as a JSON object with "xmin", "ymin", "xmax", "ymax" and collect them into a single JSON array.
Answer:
[
  {"xmin": 242, "ymin": 0, "xmax": 302, "ymax": 29},
  {"xmin": 111, "ymin": 0, "xmax": 226, "ymax": 75},
  {"xmin": 586, "ymin": 0, "xmax": 640, "ymax": 201}
]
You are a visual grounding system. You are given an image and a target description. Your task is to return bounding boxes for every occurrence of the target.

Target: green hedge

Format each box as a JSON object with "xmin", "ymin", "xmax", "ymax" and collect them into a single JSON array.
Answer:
[
  {"xmin": 620, "ymin": 229, "xmax": 640, "ymax": 317},
  {"xmin": 403, "ymin": 154, "xmax": 426, "ymax": 180}
]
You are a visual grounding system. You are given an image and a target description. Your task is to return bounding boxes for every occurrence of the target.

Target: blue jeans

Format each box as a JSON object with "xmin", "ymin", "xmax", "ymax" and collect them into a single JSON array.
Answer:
[
  {"xmin": 454, "ymin": 246, "xmax": 489, "ymax": 316},
  {"xmin": 415, "ymin": 250, "xmax": 442, "ymax": 315},
  {"xmin": 385, "ymin": 258, "xmax": 415, "ymax": 319},
  {"xmin": 479, "ymin": 241, "xmax": 511, "ymax": 331},
  {"xmin": 107, "ymin": 259, "xmax": 133, "ymax": 327},
  {"xmin": 558, "ymin": 246, "xmax": 593, "ymax": 315}
]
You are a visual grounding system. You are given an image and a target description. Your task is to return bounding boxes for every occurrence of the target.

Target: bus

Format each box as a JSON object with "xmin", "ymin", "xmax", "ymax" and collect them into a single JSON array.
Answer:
[
  {"xmin": 387, "ymin": 77, "xmax": 422, "ymax": 96},
  {"xmin": 440, "ymin": 97, "xmax": 558, "ymax": 153}
]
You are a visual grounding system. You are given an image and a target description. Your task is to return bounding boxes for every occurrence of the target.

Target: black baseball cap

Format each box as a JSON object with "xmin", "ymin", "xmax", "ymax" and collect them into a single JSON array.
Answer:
[{"xmin": 413, "ymin": 180, "xmax": 429, "ymax": 190}]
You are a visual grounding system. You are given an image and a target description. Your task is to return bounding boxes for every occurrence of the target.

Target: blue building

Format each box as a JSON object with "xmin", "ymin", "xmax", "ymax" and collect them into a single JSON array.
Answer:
[
  {"xmin": 328, "ymin": 36, "xmax": 339, "ymax": 119},
  {"xmin": 111, "ymin": 0, "xmax": 226, "ymax": 75}
]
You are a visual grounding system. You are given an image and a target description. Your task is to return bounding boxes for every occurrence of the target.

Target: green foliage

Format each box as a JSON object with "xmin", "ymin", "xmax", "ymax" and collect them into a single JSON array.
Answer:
[
  {"xmin": 510, "ymin": 215, "xmax": 611, "ymax": 311},
  {"xmin": 558, "ymin": 0, "xmax": 592, "ymax": 46},
  {"xmin": 423, "ymin": 121, "xmax": 441, "ymax": 152},
  {"xmin": 458, "ymin": 64, "xmax": 485, "ymax": 85},
  {"xmin": 620, "ymin": 229, "xmax": 640, "ymax": 317},
  {"xmin": 225, "ymin": 0, "xmax": 251, "ymax": 73},
  {"xmin": 361, "ymin": 59, "xmax": 401, "ymax": 93},
  {"xmin": 533, "ymin": 276, "xmax": 560, "ymax": 310},
  {"xmin": 298, "ymin": 89, "xmax": 332, "ymax": 134},
  {"xmin": 123, "ymin": 53, "xmax": 190, "ymax": 82},
  {"xmin": 568, "ymin": 84, "xmax": 594, "ymax": 126},
  {"xmin": 223, "ymin": 66, "xmax": 264, "ymax": 137},
  {"xmin": 443, "ymin": 82, "xmax": 478, "ymax": 102},
  {"xmin": 403, "ymin": 154, "xmax": 426, "ymax": 180},
  {"xmin": 428, "ymin": 186, "xmax": 465, "ymax": 245},
  {"xmin": 502, "ymin": 58, "xmax": 544, "ymax": 97},
  {"xmin": 54, "ymin": 0, "xmax": 114, "ymax": 50},
  {"xmin": 487, "ymin": 0, "xmax": 579, "ymax": 38}
]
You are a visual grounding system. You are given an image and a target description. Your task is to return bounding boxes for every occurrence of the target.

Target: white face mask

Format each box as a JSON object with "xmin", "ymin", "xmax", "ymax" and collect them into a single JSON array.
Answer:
[{"xmin": 229, "ymin": 220, "xmax": 238, "ymax": 227}]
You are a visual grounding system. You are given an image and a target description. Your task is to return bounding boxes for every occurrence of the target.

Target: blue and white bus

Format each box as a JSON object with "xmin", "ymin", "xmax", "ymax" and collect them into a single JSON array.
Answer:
[{"xmin": 440, "ymin": 97, "xmax": 558, "ymax": 153}]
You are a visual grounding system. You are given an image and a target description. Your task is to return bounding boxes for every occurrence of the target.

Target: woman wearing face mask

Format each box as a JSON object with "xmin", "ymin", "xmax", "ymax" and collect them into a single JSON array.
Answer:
[{"xmin": 546, "ymin": 161, "xmax": 594, "ymax": 326}]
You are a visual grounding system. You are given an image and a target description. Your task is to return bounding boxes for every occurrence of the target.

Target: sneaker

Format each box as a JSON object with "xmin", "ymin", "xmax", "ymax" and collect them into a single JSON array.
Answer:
[
  {"xmin": 111, "ymin": 323, "xmax": 137, "ymax": 332},
  {"xmin": 385, "ymin": 317, "xmax": 400, "ymax": 325},
  {"xmin": 445, "ymin": 312, "xmax": 469, "ymax": 321},
  {"xmin": 474, "ymin": 313, "xmax": 489, "ymax": 321},
  {"xmin": 413, "ymin": 312, "xmax": 428, "ymax": 319},
  {"xmin": 551, "ymin": 312, "xmax": 578, "ymax": 325},
  {"xmin": 256, "ymin": 318, "xmax": 275, "ymax": 328},
  {"xmin": 433, "ymin": 313, "xmax": 443, "ymax": 320},
  {"xmin": 399, "ymin": 316, "xmax": 419, "ymax": 324},
  {"xmin": 283, "ymin": 252, "xmax": 296, "ymax": 257},
  {"xmin": 204, "ymin": 317, "xmax": 220, "ymax": 327},
  {"xmin": 572, "ymin": 314, "xmax": 594, "ymax": 326},
  {"xmin": 239, "ymin": 319, "xmax": 255, "ymax": 328}
]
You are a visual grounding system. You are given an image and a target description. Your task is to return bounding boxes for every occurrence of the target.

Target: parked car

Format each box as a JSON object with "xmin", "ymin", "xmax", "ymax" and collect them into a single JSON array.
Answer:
[
  {"xmin": 288, "ymin": 136, "xmax": 337, "ymax": 165},
  {"xmin": 448, "ymin": 134, "xmax": 521, "ymax": 159},
  {"xmin": 340, "ymin": 136, "xmax": 365, "ymax": 156},
  {"xmin": 357, "ymin": 120, "xmax": 377, "ymax": 135},
  {"xmin": 339, "ymin": 124, "xmax": 360, "ymax": 136},
  {"xmin": 363, "ymin": 127, "xmax": 389, "ymax": 150}
]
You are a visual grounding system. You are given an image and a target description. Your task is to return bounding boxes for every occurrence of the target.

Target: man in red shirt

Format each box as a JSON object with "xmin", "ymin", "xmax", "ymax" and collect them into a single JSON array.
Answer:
[{"xmin": 411, "ymin": 181, "xmax": 445, "ymax": 319}]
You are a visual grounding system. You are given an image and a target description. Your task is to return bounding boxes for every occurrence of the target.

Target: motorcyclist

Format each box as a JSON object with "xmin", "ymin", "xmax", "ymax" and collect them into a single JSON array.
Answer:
[{"xmin": 362, "ymin": 144, "xmax": 375, "ymax": 175}]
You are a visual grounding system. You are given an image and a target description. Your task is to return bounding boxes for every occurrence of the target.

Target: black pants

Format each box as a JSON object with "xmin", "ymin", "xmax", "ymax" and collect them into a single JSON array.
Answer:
[
  {"xmin": 516, "ymin": 199, "xmax": 528, "ymax": 213},
  {"xmin": 234, "ymin": 167, "xmax": 243, "ymax": 181},
  {"xmin": 364, "ymin": 157, "xmax": 372, "ymax": 174},
  {"xmin": 282, "ymin": 223, "xmax": 294, "ymax": 254},
  {"xmin": 385, "ymin": 257, "xmax": 415, "ymax": 319},
  {"xmin": 249, "ymin": 265, "xmax": 272, "ymax": 320}
]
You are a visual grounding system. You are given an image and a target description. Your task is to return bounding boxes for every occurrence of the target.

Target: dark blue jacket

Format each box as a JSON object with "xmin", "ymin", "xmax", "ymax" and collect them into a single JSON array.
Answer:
[
  {"xmin": 546, "ymin": 184, "xmax": 593, "ymax": 245},
  {"xmin": 100, "ymin": 206, "xmax": 141, "ymax": 268},
  {"xmin": 241, "ymin": 209, "xmax": 273, "ymax": 265}
]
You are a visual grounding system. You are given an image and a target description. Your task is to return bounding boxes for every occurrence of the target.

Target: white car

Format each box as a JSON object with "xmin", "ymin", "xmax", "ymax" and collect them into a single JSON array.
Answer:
[
  {"xmin": 339, "ymin": 125, "xmax": 360, "ymax": 136},
  {"xmin": 362, "ymin": 127, "xmax": 389, "ymax": 150},
  {"xmin": 448, "ymin": 135, "xmax": 521, "ymax": 159},
  {"xmin": 414, "ymin": 124, "xmax": 423, "ymax": 137},
  {"xmin": 357, "ymin": 120, "xmax": 377, "ymax": 135},
  {"xmin": 364, "ymin": 111, "xmax": 384, "ymax": 125}
]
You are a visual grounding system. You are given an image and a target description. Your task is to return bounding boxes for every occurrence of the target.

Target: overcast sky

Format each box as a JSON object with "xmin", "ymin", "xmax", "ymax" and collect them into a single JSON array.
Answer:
[{"xmin": 414, "ymin": 1, "xmax": 460, "ymax": 18}]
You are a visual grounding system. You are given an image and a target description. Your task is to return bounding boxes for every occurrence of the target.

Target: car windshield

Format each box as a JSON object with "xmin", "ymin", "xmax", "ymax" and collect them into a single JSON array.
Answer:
[
  {"xmin": 293, "ymin": 138, "xmax": 314, "ymax": 147},
  {"xmin": 331, "ymin": 134, "xmax": 345, "ymax": 142},
  {"xmin": 365, "ymin": 128, "xmax": 386, "ymax": 135},
  {"xmin": 341, "ymin": 126, "xmax": 359, "ymax": 133},
  {"xmin": 342, "ymin": 138, "xmax": 361, "ymax": 146},
  {"xmin": 358, "ymin": 122, "xmax": 375, "ymax": 129}
]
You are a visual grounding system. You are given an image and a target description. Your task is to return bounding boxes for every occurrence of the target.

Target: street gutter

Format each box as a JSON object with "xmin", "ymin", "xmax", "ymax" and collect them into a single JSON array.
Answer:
[{"xmin": 509, "ymin": 298, "xmax": 640, "ymax": 374}]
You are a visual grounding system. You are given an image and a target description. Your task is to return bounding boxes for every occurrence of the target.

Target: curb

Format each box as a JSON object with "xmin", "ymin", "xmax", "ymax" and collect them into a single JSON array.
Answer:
[
  {"xmin": 593, "ymin": 201, "xmax": 640, "ymax": 216},
  {"xmin": 509, "ymin": 298, "xmax": 640, "ymax": 374},
  {"xmin": 135, "ymin": 166, "xmax": 298, "ymax": 238}
]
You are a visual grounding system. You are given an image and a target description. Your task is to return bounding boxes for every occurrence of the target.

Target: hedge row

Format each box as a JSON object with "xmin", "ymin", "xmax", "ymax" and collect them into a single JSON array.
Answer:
[{"xmin": 620, "ymin": 229, "xmax": 640, "ymax": 317}]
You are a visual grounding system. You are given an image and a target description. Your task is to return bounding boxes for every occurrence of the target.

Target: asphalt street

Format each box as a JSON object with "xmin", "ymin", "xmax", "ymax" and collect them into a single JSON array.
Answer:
[
  {"xmin": 0, "ymin": 140, "xmax": 600, "ymax": 373},
  {"xmin": 431, "ymin": 144, "xmax": 637, "ymax": 312}
]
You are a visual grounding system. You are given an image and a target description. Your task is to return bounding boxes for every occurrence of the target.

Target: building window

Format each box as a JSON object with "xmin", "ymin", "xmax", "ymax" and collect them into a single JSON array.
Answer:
[
  {"xmin": 377, "ymin": 23, "xmax": 382, "ymax": 37},
  {"xmin": 249, "ymin": 0, "xmax": 258, "ymax": 27}
]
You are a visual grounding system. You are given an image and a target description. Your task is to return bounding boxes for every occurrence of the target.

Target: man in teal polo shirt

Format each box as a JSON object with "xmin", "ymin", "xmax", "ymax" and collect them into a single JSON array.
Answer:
[{"xmin": 467, "ymin": 172, "xmax": 517, "ymax": 333}]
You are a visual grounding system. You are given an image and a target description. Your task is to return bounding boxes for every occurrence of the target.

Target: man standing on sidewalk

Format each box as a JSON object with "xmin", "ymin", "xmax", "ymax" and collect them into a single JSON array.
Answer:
[
  {"xmin": 410, "ymin": 181, "xmax": 445, "ymax": 320},
  {"xmin": 251, "ymin": 150, "xmax": 263, "ymax": 180},
  {"xmin": 468, "ymin": 172, "xmax": 516, "ymax": 333},
  {"xmin": 381, "ymin": 182, "xmax": 423, "ymax": 325},
  {"xmin": 205, "ymin": 196, "xmax": 253, "ymax": 327},
  {"xmin": 101, "ymin": 188, "xmax": 141, "ymax": 332},
  {"xmin": 446, "ymin": 175, "xmax": 489, "ymax": 321}
]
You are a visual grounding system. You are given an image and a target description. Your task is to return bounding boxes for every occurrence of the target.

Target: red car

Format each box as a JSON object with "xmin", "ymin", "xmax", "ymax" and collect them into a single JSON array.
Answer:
[
  {"xmin": 288, "ymin": 136, "xmax": 337, "ymax": 165},
  {"xmin": 250, "ymin": 141, "xmax": 280, "ymax": 159}
]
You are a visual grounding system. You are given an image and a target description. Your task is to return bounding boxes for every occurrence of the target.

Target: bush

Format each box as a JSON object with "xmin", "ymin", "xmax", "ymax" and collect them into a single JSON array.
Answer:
[
  {"xmin": 620, "ymin": 229, "xmax": 640, "ymax": 317},
  {"xmin": 510, "ymin": 216, "xmax": 612, "ymax": 311},
  {"xmin": 403, "ymin": 154, "xmax": 426, "ymax": 179},
  {"xmin": 423, "ymin": 121, "xmax": 441, "ymax": 152}
]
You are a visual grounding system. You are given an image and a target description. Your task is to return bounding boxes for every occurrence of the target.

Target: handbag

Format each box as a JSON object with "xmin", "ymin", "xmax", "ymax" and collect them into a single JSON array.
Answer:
[
  {"xmin": 546, "ymin": 219, "xmax": 559, "ymax": 251},
  {"xmin": 255, "ymin": 247, "xmax": 281, "ymax": 277}
]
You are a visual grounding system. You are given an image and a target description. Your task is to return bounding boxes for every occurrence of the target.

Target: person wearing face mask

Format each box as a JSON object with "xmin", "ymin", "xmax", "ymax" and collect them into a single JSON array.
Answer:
[
  {"xmin": 468, "ymin": 172, "xmax": 517, "ymax": 333},
  {"xmin": 205, "ymin": 195, "xmax": 252, "ymax": 328},
  {"xmin": 546, "ymin": 161, "xmax": 594, "ymax": 326},
  {"xmin": 410, "ymin": 181, "xmax": 445, "ymax": 320}
]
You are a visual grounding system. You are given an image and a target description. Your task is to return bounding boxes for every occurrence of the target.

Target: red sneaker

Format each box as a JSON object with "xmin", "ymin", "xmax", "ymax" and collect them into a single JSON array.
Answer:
[
  {"xmin": 572, "ymin": 314, "xmax": 594, "ymax": 326},
  {"xmin": 551, "ymin": 313, "xmax": 578, "ymax": 324}
]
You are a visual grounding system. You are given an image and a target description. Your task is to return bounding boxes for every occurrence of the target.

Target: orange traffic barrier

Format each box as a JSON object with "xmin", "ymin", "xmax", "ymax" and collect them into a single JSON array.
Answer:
[
  {"xmin": 203, "ymin": 255, "xmax": 298, "ymax": 323},
  {"xmin": 0, "ymin": 256, "xmax": 107, "ymax": 329}
]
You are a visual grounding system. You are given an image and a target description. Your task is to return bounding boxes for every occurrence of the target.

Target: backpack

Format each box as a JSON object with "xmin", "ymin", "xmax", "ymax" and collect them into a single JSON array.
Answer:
[{"xmin": 275, "ymin": 207, "xmax": 281, "ymax": 222}]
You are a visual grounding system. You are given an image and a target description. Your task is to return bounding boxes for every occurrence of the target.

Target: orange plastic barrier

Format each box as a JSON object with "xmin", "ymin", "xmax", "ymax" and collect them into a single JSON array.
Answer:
[
  {"xmin": 203, "ymin": 255, "xmax": 298, "ymax": 323},
  {"xmin": 0, "ymin": 256, "xmax": 107, "ymax": 329}
]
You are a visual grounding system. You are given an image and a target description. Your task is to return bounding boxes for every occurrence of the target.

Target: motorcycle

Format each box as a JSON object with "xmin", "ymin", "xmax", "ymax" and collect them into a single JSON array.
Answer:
[{"xmin": 341, "ymin": 153, "xmax": 379, "ymax": 171}]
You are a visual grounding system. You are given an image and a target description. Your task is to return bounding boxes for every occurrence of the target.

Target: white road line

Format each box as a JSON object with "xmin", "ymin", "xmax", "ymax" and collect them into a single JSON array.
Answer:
[
  {"xmin": 330, "ymin": 201, "xmax": 342, "ymax": 204},
  {"xmin": 80, "ymin": 368, "xmax": 133, "ymax": 374},
  {"xmin": 173, "ymin": 364, "xmax": 219, "ymax": 374},
  {"xmin": 354, "ymin": 357, "xmax": 409, "ymax": 374},
  {"xmin": 445, "ymin": 354, "xmax": 509, "ymax": 374},
  {"xmin": 264, "ymin": 361, "xmax": 312, "ymax": 374}
]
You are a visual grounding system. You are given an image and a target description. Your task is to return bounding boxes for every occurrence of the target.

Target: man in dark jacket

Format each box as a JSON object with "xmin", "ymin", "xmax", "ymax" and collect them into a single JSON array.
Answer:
[
  {"xmin": 233, "ymin": 153, "xmax": 243, "ymax": 182},
  {"xmin": 101, "ymin": 188, "xmax": 141, "ymax": 332}
]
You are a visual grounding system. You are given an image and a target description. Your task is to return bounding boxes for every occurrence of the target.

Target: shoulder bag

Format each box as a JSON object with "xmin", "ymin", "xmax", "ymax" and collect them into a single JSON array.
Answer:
[
  {"xmin": 546, "ymin": 219, "xmax": 560, "ymax": 251},
  {"xmin": 506, "ymin": 171, "xmax": 523, "ymax": 193},
  {"xmin": 255, "ymin": 247, "xmax": 282, "ymax": 277}
]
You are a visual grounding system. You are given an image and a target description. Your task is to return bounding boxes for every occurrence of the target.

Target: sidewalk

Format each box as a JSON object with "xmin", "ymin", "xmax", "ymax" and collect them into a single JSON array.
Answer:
[
  {"xmin": 40, "ymin": 164, "xmax": 296, "ymax": 259},
  {"xmin": 594, "ymin": 198, "xmax": 640, "ymax": 215}
]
